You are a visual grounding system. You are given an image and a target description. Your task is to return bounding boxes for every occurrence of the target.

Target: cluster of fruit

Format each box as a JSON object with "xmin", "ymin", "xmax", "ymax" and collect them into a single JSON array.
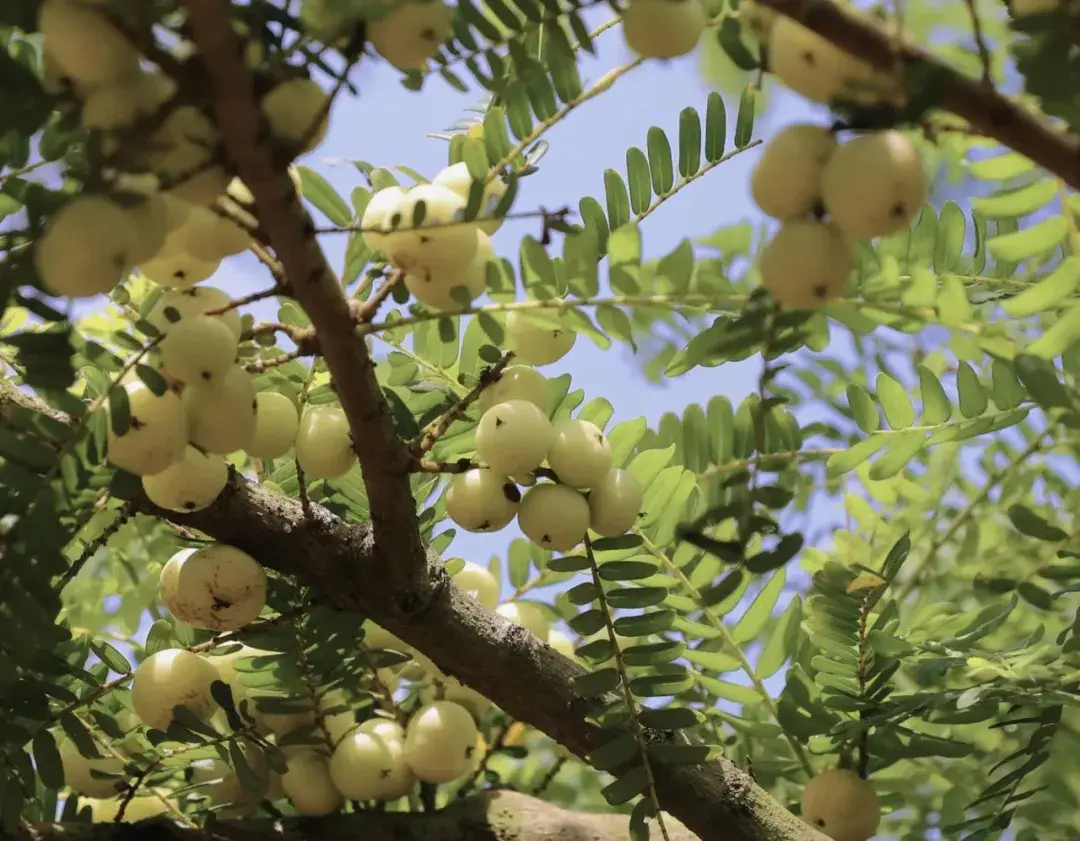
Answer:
[{"xmin": 446, "ymin": 362, "xmax": 645, "ymax": 551}]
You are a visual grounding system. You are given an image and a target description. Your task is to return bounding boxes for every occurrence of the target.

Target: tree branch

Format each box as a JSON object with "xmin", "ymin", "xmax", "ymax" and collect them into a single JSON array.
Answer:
[
  {"xmin": 755, "ymin": 0, "xmax": 1080, "ymax": 189},
  {"xmin": 0, "ymin": 384, "xmax": 822, "ymax": 841},
  {"xmin": 179, "ymin": 0, "xmax": 432, "ymax": 608}
]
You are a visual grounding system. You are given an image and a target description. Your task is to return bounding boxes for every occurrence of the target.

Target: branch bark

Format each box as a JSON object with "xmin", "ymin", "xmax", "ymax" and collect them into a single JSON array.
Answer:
[
  {"xmin": 19, "ymin": 791, "xmax": 700, "ymax": 841},
  {"xmin": 755, "ymin": 0, "xmax": 1080, "ymax": 189},
  {"xmin": 0, "ymin": 384, "xmax": 822, "ymax": 841}
]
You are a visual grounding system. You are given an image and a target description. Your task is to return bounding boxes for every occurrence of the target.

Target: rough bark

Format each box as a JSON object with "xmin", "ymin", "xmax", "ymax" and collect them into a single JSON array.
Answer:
[
  {"xmin": 754, "ymin": 0, "xmax": 1080, "ymax": 189},
  {"xmin": 1, "ymin": 384, "xmax": 822, "ymax": 841},
  {"xmin": 17, "ymin": 791, "xmax": 704, "ymax": 841}
]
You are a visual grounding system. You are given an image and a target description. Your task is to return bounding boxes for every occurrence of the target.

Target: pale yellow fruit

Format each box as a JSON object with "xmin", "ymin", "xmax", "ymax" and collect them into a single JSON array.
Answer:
[
  {"xmin": 588, "ymin": 468, "xmax": 644, "ymax": 537},
  {"xmin": 169, "ymin": 206, "xmax": 252, "ymax": 262},
  {"xmin": 404, "ymin": 228, "xmax": 493, "ymax": 310},
  {"xmin": 39, "ymin": 0, "xmax": 138, "ymax": 86},
  {"xmin": 106, "ymin": 381, "xmax": 188, "ymax": 476},
  {"xmin": 295, "ymin": 406, "xmax": 357, "ymax": 479},
  {"xmin": 821, "ymin": 131, "xmax": 926, "ymax": 240},
  {"xmin": 445, "ymin": 469, "xmax": 521, "ymax": 533},
  {"xmin": 169, "ymin": 167, "xmax": 232, "ymax": 208},
  {"xmin": 801, "ymin": 768, "xmax": 880, "ymax": 841},
  {"xmin": 142, "ymin": 445, "xmax": 228, "ymax": 513},
  {"xmin": 138, "ymin": 107, "xmax": 225, "ymax": 203},
  {"xmin": 139, "ymin": 250, "xmax": 219, "ymax": 289},
  {"xmin": 451, "ymin": 559, "xmax": 500, "ymax": 610},
  {"xmin": 257, "ymin": 688, "xmax": 355, "ymax": 743},
  {"xmin": 368, "ymin": 1, "xmax": 454, "ymax": 70},
  {"xmin": 361, "ymin": 186, "xmax": 408, "ymax": 252},
  {"xmin": 183, "ymin": 365, "xmax": 258, "ymax": 454},
  {"xmin": 34, "ymin": 196, "xmax": 137, "ymax": 299},
  {"xmin": 354, "ymin": 719, "xmax": 416, "ymax": 799},
  {"xmin": 419, "ymin": 675, "xmax": 493, "ymax": 719},
  {"xmin": 402, "ymin": 701, "xmax": 478, "ymax": 784},
  {"xmin": 751, "ymin": 124, "xmax": 838, "ymax": 221},
  {"xmin": 205, "ymin": 643, "xmax": 279, "ymax": 706},
  {"xmin": 477, "ymin": 365, "xmax": 548, "ymax": 415},
  {"xmin": 506, "ymin": 309, "xmax": 576, "ymax": 366},
  {"xmin": 518, "ymin": 483, "xmax": 591, "ymax": 552},
  {"xmin": 547, "ymin": 419, "xmax": 612, "ymax": 490},
  {"xmin": 160, "ymin": 315, "xmax": 239, "ymax": 385},
  {"xmin": 81, "ymin": 72, "xmax": 176, "ymax": 132},
  {"xmin": 149, "ymin": 285, "xmax": 242, "ymax": 340},
  {"xmin": 384, "ymin": 184, "xmax": 478, "ymax": 275},
  {"xmin": 226, "ymin": 168, "xmax": 303, "ymax": 207},
  {"xmin": 131, "ymin": 648, "xmax": 221, "ymax": 732},
  {"xmin": 329, "ymin": 730, "xmax": 397, "ymax": 800},
  {"xmin": 262, "ymin": 78, "xmax": 330, "ymax": 154},
  {"xmin": 82, "ymin": 795, "xmax": 174, "ymax": 823},
  {"xmin": 245, "ymin": 391, "xmax": 300, "ymax": 460},
  {"xmin": 759, "ymin": 220, "xmax": 853, "ymax": 309},
  {"xmin": 495, "ymin": 601, "xmax": 550, "ymax": 642},
  {"xmin": 769, "ymin": 17, "xmax": 896, "ymax": 105},
  {"xmin": 59, "ymin": 740, "xmax": 125, "ymax": 798},
  {"xmin": 362, "ymin": 622, "xmax": 410, "ymax": 654},
  {"xmin": 281, "ymin": 751, "xmax": 343, "ymax": 816},
  {"xmin": 189, "ymin": 743, "xmax": 268, "ymax": 818},
  {"xmin": 432, "ymin": 162, "xmax": 508, "ymax": 235},
  {"xmin": 621, "ymin": 0, "xmax": 707, "ymax": 59},
  {"xmin": 158, "ymin": 543, "xmax": 267, "ymax": 630},
  {"xmin": 547, "ymin": 629, "xmax": 576, "ymax": 659},
  {"xmin": 125, "ymin": 194, "xmax": 176, "ymax": 266},
  {"xmin": 740, "ymin": 0, "xmax": 778, "ymax": 42},
  {"xmin": 475, "ymin": 399, "xmax": 554, "ymax": 477}
]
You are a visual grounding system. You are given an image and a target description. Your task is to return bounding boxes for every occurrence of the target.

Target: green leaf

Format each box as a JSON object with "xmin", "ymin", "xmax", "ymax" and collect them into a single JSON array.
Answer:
[
  {"xmin": 956, "ymin": 362, "xmax": 988, "ymax": 418},
  {"xmin": 572, "ymin": 668, "xmax": 620, "ymax": 698},
  {"xmin": 756, "ymin": 595, "xmax": 802, "ymax": 679},
  {"xmin": 625, "ymin": 146, "xmax": 653, "ymax": 216},
  {"xmin": 639, "ymin": 706, "xmax": 705, "ymax": 730},
  {"xmin": 876, "ymin": 373, "xmax": 915, "ymax": 429},
  {"xmin": 868, "ymin": 431, "xmax": 926, "ymax": 480},
  {"xmin": 1017, "ymin": 581, "xmax": 1053, "ymax": 610},
  {"xmin": 934, "ymin": 201, "xmax": 967, "ymax": 273},
  {"xmin": 604, "ymin": 169, "xmax": 631, "ymax": 230},
  {"xmin": 987, "ymin": 216, "xmax": 1067, "ymax": 263},
  {"xmin": 732, "ymin": 568, "xmax": 786, "ymax": 644},
  {"xmin": 972, "ymin": 179, "xmax": 1057, "ymax": 218},
  {"xmin": 827, "ymin": 436, "xmax": 889, "ymax": 476},
  {"xmin": 601, "ymin": 766, "xmax": 648, "ymax": 806},
  {"xmin": 1027, "ymin": 302, "xmax": 1080, "ymax": 359},
  {"xmin": 297, "ymin": 166, "xmax": 352, "ymax": 226},
  {"xmin": 846, "ymin": 384, "xmax": 880, "ymax": 433},
  {"xmin": 1013, "ymin": 354, "xmax": 1071, "ymax": 409},
  {"xmin": 646, "ymin": 127, "xmax": 675, "ymax": 195},
  {"xmin": 917, "ymin": 366, "xmax": 952, "ymax": 424},
  {"xmin": 678, "ymin": 107, "xmax": 702, "ymax": 177},
  {"xmin": 613, "ymin": 609, "xmax": 676, "ymax": 637},
  {"xmin": 968, "ymin": 151, "xmax": 1035, "ymax": 180},
  {"xmin": 734, "ymin": 86, "xmax": 756, "ymax": 148},
  {"xmin": 588, "ymin": 732, "xmax": 639, "ymax": 771},
  {"xmin": 704, "ymin": 92, "xmax": 726, "ymax": 163},
  {"xmin": 647, "ymin": 743, "xmax": 717, "ymax": 765},
  {"xmin": 1001, "ymin": 257, "xmax": 1080, "ymax": 317},
  {"xmin": 32, "ymin": 730, "xmax": 64, "ymax": 790},
  {"xmin": 1008, "ymin": 504, "xmax": 1068, "ymax": 542}
]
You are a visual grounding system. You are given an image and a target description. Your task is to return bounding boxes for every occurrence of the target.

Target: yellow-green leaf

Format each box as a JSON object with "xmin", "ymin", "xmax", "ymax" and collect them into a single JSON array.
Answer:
[
  {"xmin": 876, "ymin": 373, "xmax": 915, "ymax": 429},
  {"xmin": 1027, "ymin": 302, "xmax": 1080, "ymax": 359},
  {"xmin": 987, "ymin": 216, "xmax": 1068, "ymax": 263},
  {"xmin": 1001, "ymin": 257, "xmax": 1080, "ymax": 317}
]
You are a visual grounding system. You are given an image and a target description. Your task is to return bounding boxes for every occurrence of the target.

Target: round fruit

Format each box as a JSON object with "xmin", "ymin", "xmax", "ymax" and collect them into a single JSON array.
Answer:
[
  {"xmin": 39, "ymin": 0, "xmax": 138, "ymax": 86},
  {"xmin": 506, "ymin": 309, "xmax": 576, "ymax": 366},
  {"xmin": 59, "ymin": 739, "xmax": 125, "ymax": 798},
  {"xmin": 419, "ymin": 675, "xmax": 493, "ymax": 719},
  {"xmin": 385, "ymin": 184, "xmax": 479, "ymax": 274},
  {"xmin": 759, "ymin": 220, "xmax": 853, "ymax": 309},
  {"xmin": 547, "ymin": 629, "xmax": 576, "ymax": 660},
  {"xmin": 183, "ymin": 365, "xmax": 259, "ymax": 454},
  {"xmin": 475, "ymin": 399, "xmax": 554, "ymax": 477},
  {"xmin": 168, "ymin": 166, "xmax": 232, "ymax": 208},
  {"xmin": 621, "ymin": 0, "xmax": 707, "ymax": 59},
  {"xmin": 159, "ymin": 315, "xmax": 239, "ymax": 385},
  {"xmin": 588, "ymin": 468, "xmax": 644, "ymax": 537},
  {"xmin": 404, "ymin": 228, "xmax": 493, "ymax": 310},
  {"xmin": 769, "ymin": 17, "xmax": 895, "ymax": 105},
  {"xmin": 477, "ymin": 365, "xmax": 548, "ymax": 415},
  {"xmin": 432, "ymin": 162, "xmax": 508, "ymax": 235},
  {"xmin": 81, "ymin": 72, "xmax": 175, "ymax": 132},
  {"xmin": 140, "ymin": 250, "xmax": 220, "ymax": 290},
  {"xmin": 800, "ymin": 768, "xmax": 880, "ymax": 841},
  {"xmin": 368, "ymin": 1, "xmax": 454, "ymax": 70},
  {"xmin": 188, "ymin": 744, "xmax": 268, "ymax": 817},
  {"xmin": 120, "ymin": 196, "xmax": 172, "ymax": 268},
  {"xmin": 106, "ymin": 381, "xmax": 188, "ymax": 476},
  {"xmin": 169, "ymin": 206, "xmax": 252, "ymax": 262},
  {"xmin": 751, "ymin": 124, "xmax": 838, "ymax": 221},
  {"xmin": 245, "ymin": 391, "xmax": 300, "ymax": 460},
  {"xmin": 495, "ymin": 601, "xmax": 550, "ymax": 641},
  {"xmin": 256, "ymin": 688, "xmax": 354, "ymax": 743},
  {"xmin": 445, "ymin": 469, "xmax": 521, "ymax": 533},
  {"xmin": 262, "ymin": 78, "xmax": 330, "ymax": 155},
  {"xmin": 131, "ymin": 648, "xmax": 221, "ymax": 732},
  {"xmin": 158, "ymin": 543, "xmax": 267, "ymax": 630},
  {"xmin": 142, "ymin": 445, "xmax": 228, "ymax": 513},
  {"xmin": 138, "ymin": 105, "xmax": 220, "ymax": 181},
  {"xmin": 295, "ymin": 406, "xmax": 357, "ymax": 479},
  {"xmin": 740, "ymin": 0, "xmax": 778, "ymax": 42},
  {"xmin": 547, "ymin": 419, "xmax": 612, "ymax": 489},
  {"xmin": 402, "ymin": 701, "xmax": 478, "ymax": 784},
  {"xmin": 821, "ymin": 131, "xmax": 926, "ymax": 240},
  {"xmin": 518, "ymin": 483, "xmax": 591, "ymax": 552},
  {"xmin": 280, "ymin": 751, "xmax": 343, "ymax": 816},
  {"xmin": 451, "ymin": 559, "xmax": 500, "ymax": 610},
  {"xmin": 204, "ymin": 643, "xmax": 278, "ymax": 705},
  {"xmin": 329, "ymin": 730, "xmax": 397, "ymax": 800},
  {"xmin": 355, "ymin": 719, "xmax": 416, "ymax": 799},
  {"xmin": 149, "ymin": 285, "xmax": 242, "ymax": 340},
  {"xmin": 34, "ymin": 196, "xmax": 137, "ymax": 299},
  {"xmin": 361, "ymin": 186, "xmax": 408, "ymax": 252}
]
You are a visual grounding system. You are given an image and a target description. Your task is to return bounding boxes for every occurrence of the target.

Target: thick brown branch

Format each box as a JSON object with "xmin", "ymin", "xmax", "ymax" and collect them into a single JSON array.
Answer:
[
  {"xmin": 756, "ymin": 0, "xmax": 1080, "ymax": 189},
  {"xmin": 0, "ymin": 384, "xmax": 822, "ymax": 841},
  {"xmin": 18, "ymin": 791, "xmax": 696, "ymax": 841},
  {"xmin": 179, "ymin": 0, "xmax": 431, "ymax": 607}
]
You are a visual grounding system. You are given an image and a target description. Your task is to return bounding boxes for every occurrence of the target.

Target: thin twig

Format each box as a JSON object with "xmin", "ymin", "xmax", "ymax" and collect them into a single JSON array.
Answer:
[
  {"xmin": 961, "ymin": 0, "xmax": 993, "ymax": 86},
  {"xmin": 354, "ymin": 270, "xmax": 405, "ymax": 322}
]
